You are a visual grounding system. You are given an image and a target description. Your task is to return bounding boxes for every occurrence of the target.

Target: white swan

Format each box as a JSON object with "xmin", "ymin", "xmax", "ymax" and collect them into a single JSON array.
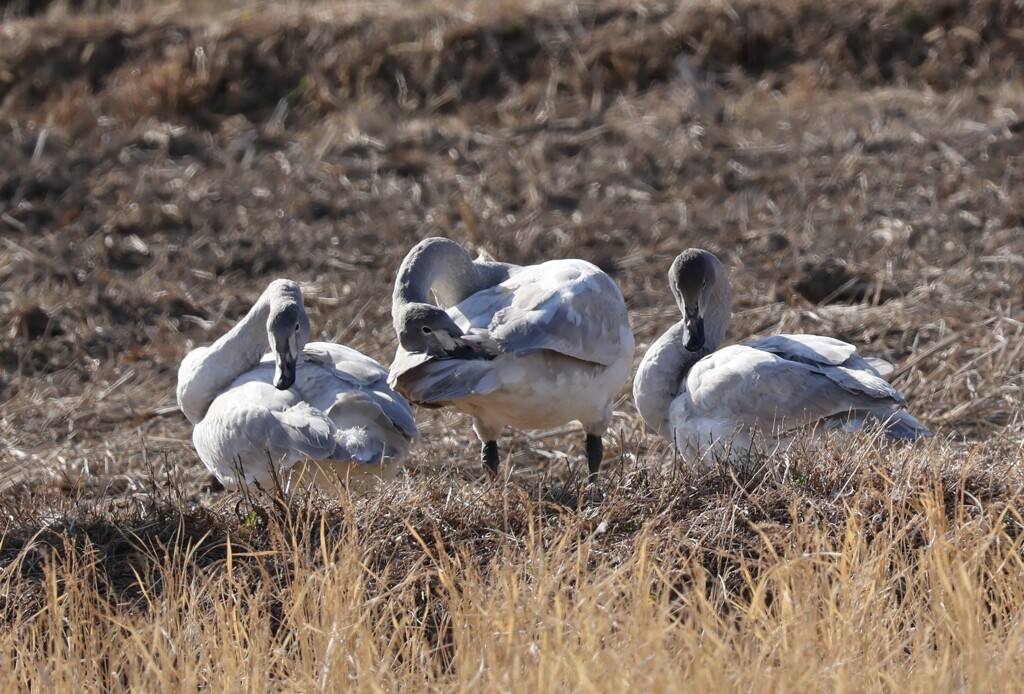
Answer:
[
  {"xmin": 388, "ymin": 237, "xmax": 635, "ymax": 479},
  {"xmin": 634, "ymin": 249, "xmax": 930, "ymax": 463},
  {"xmin": 176, "ymin": 279, "xmax": 418, "ymax": 491}
]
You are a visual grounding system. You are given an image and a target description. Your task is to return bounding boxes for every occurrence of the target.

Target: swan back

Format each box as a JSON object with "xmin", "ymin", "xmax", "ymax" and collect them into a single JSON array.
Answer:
[{"xmin": 450, "ymin": 259, "xmax": 633, "ymax": 367}]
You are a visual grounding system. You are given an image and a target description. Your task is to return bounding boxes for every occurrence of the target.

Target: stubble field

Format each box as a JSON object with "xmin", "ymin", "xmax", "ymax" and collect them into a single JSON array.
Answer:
[{"xmin": 1, "ymin": 0, "xmax": 1023, "ymax": 689}]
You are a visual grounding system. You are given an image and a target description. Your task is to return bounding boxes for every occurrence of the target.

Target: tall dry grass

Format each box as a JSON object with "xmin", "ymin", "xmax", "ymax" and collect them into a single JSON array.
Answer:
[{"xmin": 1, "ymin": 437, "xmax": 1023, "ymax": 691}]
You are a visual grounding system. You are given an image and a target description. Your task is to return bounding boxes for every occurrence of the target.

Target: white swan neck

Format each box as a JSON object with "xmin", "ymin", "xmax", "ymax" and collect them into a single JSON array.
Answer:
[
  {"xmin": 635, "ymin": 255, "xmax": 733, "ymax": 435},
  {"xmin": 392, "ymin": 237, "xmax": 514, "ymax": 317},
  {"xmin": 633, "ymin": 322, "xmax": 706, "ymax": 436},
  {"xmin": 176, "ymin": 294, "xmax": 274, "ymax": 424}
]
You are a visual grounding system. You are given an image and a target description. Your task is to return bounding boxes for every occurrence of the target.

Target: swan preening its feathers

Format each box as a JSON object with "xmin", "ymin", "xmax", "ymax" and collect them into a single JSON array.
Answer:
[
  {"xmin": 176, "ymin": 279, "xmax": 418, "ymax": 491},
  {"xmin": 176, "ymin": 244, "xmax": 931, "ymax": 490},
  {"xmin": 388, "ymin": 237, "xmax": 635, "ymax": 479},
  {"xmin": 634, "ymin": 249, "xmax": 930, "ymax": 463}
]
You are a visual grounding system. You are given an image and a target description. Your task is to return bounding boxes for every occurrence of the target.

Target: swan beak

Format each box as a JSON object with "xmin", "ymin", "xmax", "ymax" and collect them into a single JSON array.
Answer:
[
  {"xmin": 684, "ymin": 308, "xmax": 704, "ymax": 352},
  {"xmin": 274, "ymin": 348, "xmax": 297, "ymax": 390}
]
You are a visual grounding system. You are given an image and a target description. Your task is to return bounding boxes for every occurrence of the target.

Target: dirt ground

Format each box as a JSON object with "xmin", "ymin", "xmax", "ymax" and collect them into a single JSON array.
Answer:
[{"xmin": 0, "ymin": 0, "xmax": 1021, "ymax": 498}]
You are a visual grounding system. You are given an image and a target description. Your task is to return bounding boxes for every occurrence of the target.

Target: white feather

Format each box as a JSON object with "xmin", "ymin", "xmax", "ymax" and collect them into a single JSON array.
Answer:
[{"xmin": 177, "ymin": 282, "xmax": 418, "ymax": 491}]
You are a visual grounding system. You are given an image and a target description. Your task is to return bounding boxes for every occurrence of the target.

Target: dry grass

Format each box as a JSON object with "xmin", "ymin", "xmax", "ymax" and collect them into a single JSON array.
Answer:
[
  {"xmin": 2, "ymin": 439, "xmax": 1024, "ymax": 690},
  {"xmin": 1, "ymin": 0, "xmax": 1023, "ymax": 689}
]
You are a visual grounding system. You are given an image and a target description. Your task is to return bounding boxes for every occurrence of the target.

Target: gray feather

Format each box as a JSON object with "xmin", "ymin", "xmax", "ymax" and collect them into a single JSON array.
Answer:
[
  {"xmin": 269, "ymin": 403, "xmax": 339, "ymax": 461},
  {"xmin": 747, "ymin": 334, "xmax": 857, "ymax": 366},
  {"xmin": 394, "ymin": 358, "xmax": 501, "ymax": 405},
  {"xmin": 449, "ymin": 260, "xmax": 630, "ymax": 367}
]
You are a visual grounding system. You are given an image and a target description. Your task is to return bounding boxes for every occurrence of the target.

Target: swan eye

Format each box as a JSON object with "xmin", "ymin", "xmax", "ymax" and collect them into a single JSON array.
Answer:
[
  {"xmin": 294, "ymin": 323, "xmax": 300, "ymax": 333},
  {"xmin": 421, "ymin": 326, "xmax": 433, "ymax": 334}
]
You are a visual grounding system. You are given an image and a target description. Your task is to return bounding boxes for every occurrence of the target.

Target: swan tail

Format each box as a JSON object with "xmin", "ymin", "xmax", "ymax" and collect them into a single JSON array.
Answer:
[{"xmin": 327, "ymin": 393, "xmax": 414, "ymax": 465}]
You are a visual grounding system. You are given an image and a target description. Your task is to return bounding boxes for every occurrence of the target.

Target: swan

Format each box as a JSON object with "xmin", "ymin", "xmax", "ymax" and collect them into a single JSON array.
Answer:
[
  {"xmin": 388, "ymin": 237, "xmax": 635, "ymax": 480},
  {"xmin": 176, "ymin": 279, "xmax": 418, "ymax": 492},
  {"xmin": 633, "ymin": 249, "xmax": 930, "ymax": 463}
]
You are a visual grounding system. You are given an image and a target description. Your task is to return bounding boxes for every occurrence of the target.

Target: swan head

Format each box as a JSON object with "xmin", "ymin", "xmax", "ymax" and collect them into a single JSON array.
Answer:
[
  {"xmin": 670, "ymin": 249, "xmax": 718, "ymax": 352},
  {"xmin": 267, "ymin": 296, "xmax": 311, "ymax": 390},
  {"xmin": 395, "ymin": 303, "xmax": 472, "ymax": 357}
]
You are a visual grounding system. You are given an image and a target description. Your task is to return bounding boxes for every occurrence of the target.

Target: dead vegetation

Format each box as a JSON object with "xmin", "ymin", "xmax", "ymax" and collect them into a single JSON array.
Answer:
[
  {"xmin": 0, "ymin": 0, "xmax": 1023, "ymax": 688},
  {"xmin": 2, "ymin": 438, "xmax": 1024, "ymax": 689}
]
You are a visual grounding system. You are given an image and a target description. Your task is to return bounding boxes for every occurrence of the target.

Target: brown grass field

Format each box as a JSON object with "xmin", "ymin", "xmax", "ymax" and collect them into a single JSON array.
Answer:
[{"xmin": 1, "ymin": 0, "xmax": 1023, "ymax": 689}]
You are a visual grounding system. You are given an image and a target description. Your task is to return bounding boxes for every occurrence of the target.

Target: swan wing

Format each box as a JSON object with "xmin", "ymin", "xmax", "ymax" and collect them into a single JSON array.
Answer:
[
  {"xmin": 388, "ymin": 352, "xmax": 502, "ymax": 405},
  {"xmin": 254, "ymin": 342, "xmax": 387, "ymax": 390},
  {"xmin": 747, "ymin": 333, "xmax": 893, "ymax": 379},
  {"xmin": 301, "ymin": 342, "xmax": 390, "ymax": 384},
  {"xmin": 746, "ymin": 334, "xmax": 858, "ymax": 366},
  {"xmin": 193, "ymin": 382, "xmax": 338, "ymax": 485},
  {"xmin": 687, "ymin": 345, "xmax": 905, "ymax": 431},
  {"xmin": 388, "ymin": 347, "xmax": 435, "ymax": 388},
  {"xmin": 288, "ymin": 343, "xmax": 419, "ymax": 439},
  {"xmin": 450, "ymin": 260, "xmax": 632, "ymax": 367},
  {"xmin": 268, "ymin": 401, "xmax": 343, "ymax": 461}
]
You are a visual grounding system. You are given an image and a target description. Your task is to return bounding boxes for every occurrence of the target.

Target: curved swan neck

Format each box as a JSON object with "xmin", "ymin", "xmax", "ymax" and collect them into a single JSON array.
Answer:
[
  {"xmin": 633, "ymin": 322, "xmax": 706, "ymax": 437},
  {"xmin": 392, "ymin": 237, "xmax": 514, "ymax": 321},
  {"xmin": 634, "ymin": 251, "xmax": 734, "ymax": 436},
  {"xmin": 701, "ymin": 261, "xmax": 733, "ymax": 351},
  {"xmin": 177, "ymin": 280, "xmax": 302, "ymax": 424}
]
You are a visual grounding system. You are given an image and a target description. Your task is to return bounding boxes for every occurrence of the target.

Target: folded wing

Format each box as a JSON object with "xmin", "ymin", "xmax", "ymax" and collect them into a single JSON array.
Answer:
[
  {"xmin": 688, "ymin": 345, "xmax": 905, "ymax": 432},
  {"xmin": 450, "ymin": 260, "xmax": 631, "ymax": 367}
]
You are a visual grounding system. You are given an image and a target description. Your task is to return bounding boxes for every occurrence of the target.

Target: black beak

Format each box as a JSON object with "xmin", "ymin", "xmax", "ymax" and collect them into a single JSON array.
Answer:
[
  {"xmin": 274, "ymin": 349, "xmax": 296, "ymax": 390},
  {"xmin": 683, "ymin": 307, "xmax": 704, "ymax": 352}
]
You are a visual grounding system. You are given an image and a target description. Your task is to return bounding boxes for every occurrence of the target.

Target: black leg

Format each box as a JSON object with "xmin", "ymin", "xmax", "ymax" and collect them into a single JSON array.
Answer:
[
  {"xmin": 482, "ymin": 440, "xmax": 499, "ymax": 476},
  {"xmin": 585, "ymin": 434, "xmax": 603, "ymax": 482}
]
